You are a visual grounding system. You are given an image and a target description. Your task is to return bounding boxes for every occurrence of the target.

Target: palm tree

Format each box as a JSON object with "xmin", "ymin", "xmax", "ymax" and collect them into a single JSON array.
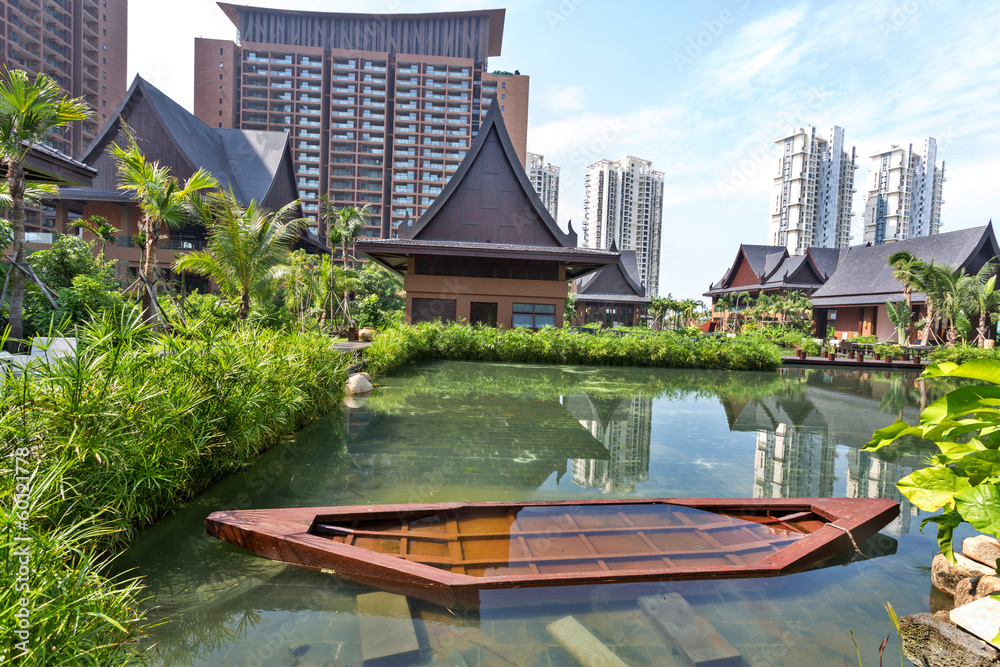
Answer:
[
  {"xmin": 70, "ymin": 214, "xmax": 119, "ymax": 260},
  {"xmin": 175, "ymin": 192, "xmax": 305, "ymax": 319},
  {"xmin": 111, "ymin": 130, "xmax": 217, "ymax": 322},
  {"xmin": 888, "ymin": 251, "xmax": 921, "ymax": 311},
  {"xmin": 715, "ymin": 293, "xmax": 733, "ymax": 332},
  {"xmin": 321, "ymin": 196, "xmax": 370, "ymax": 269},
  {"xmin": 0, "ymin": 67, "xmax": 90, "ymax": 348},
  {"xmin": 966, "ymin": 261, "xmax": 1000, "ymax": 347},
  {"xmin": 925, "ymin": 263, "xmax": 969, "ymax": 347}
]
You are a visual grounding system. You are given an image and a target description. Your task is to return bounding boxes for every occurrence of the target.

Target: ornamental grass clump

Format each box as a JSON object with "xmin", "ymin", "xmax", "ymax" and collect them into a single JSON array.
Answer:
[
  {"xmin": 0, "ymin": 309, "xmax": 351, "ymax": 662},
  {"xmin": 366, "ymin": 322, "xmax": 782, "ymax": 375}
]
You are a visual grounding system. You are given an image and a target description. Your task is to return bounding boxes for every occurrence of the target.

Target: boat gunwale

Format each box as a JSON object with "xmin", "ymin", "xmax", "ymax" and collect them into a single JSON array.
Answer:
[{"xmin": 206, "ymin": 497, "xmax": 899, "ymax": 591}]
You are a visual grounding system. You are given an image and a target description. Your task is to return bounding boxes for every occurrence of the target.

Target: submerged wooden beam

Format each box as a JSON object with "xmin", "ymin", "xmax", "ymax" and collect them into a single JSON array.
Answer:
[
  {"xmin": 547, "ymin": 616, "xmax": 629, "ymax": 667},
  {"xmin": 639, "ymin": 594, "xmax": 741, "ymax": 667},
  {"xmin": 357, "ymin": 592, "xmax": 421, "ymax": 666}
]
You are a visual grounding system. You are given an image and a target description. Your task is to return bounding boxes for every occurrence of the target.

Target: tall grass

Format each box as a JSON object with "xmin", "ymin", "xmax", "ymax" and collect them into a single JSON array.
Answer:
[
  {"xmin": 0, "ymin": 310, "xmax": 351, "ymax": 663},
  {"xmin": 366, "ymin": 322, "xmax": 783, "ymax": 376}
]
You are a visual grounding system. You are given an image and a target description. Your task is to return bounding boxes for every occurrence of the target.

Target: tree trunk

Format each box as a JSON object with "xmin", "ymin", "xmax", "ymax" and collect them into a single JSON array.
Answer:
[
  {"xmin": 979, "ymin": 312, "xmax": 988, "ymax": 348},
  {"xmin": 239, "ymin": 289, "xmax": 250, "ymax": 319},
  {"xmin": 6, "ymin": 162, "xmax": 27, "ymax": 352},
  {"xmin": 919, "ymin": 303, "xmax": 934, "ymax": 345},
  {"xmin": 141, "ymin": 218, "xmax": 158, "ymax": 325}
]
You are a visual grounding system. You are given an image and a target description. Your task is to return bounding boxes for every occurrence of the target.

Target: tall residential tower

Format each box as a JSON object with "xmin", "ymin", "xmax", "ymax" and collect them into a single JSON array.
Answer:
[
  {"xmin": 583, "ymin": 156, "xmax": 664, "ymax": 297},
  {"xmin": 526, "ymin": 151, "xmax": 559, "ymax": 221},
  {"xmin": 0, "ymin": 0, "xmax": 128, "ymax": 232},
  {"xmin": 769, "ymin": 126, "xmax": 857, "ymax": 255},
  {"xmin": 193, "ymin": 4, "xmax": 528, "ymax": 241},
  {"xmin": 863, "ymin": 138, "xmax": 945, "ymax": 244}
]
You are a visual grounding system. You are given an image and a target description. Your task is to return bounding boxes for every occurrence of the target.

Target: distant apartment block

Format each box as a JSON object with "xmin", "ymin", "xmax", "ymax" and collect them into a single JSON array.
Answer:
[
  {"xmin": 863, "ymin": 138, "xmax": 945, "ymax": 244},
  {"xmin": 0, "ymin": 0, "xmax": 128, "ymax": 232},
  {"xmin": 193, "ymin": 4, "xmax": 528, "ymax": 241},
  {"xmin": 527, "ymin": 152, "xmax": 559, "ymax": 221},
  {"xmin": 583, "ymin": 156, "xmax": 664, "ymax": 297},
  {"xmin": 769, "ymin": 126, "xmax": 857, "ymax": 255}
]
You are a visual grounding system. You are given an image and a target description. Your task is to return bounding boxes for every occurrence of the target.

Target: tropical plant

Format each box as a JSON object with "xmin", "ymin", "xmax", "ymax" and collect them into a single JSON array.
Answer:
[
  {"xmin": 110, "ymin": 128, "xmax": 217, "ymax": 323},
  {"xmin": 176, "ymin": 191, "xmax": 305, "ymax": 319},
  {"xmin": 321, "ymin": 197, "xmax": 371, "ymax": 269},
  {"xmin": 865, "ymin": 359, "xmax": 1000, "ymax": 563},
  {"xmin": 70, "ymin": 214, "xmax": 119, "ymax": 259},
  {"xmin": 0, "ymin": 66, "xmax": 91, "ymax": 349},
  {"xmin": 965, "ymin": 261, "xmax": 1000, "ymax": 347},
  {"xmin": 885, "ymin": 301, "xmax": 912, "ymax": 344},
  {"xmin": 714, "ymin": 293, "xmax": 734, "ymax": 332}
]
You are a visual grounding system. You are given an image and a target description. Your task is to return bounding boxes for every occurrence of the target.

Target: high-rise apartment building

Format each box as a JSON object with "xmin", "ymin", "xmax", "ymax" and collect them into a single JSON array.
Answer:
[
  {"xmin": 0, "ymin": 0, "xmax": 127, "ymax": 231},
  {"xmin": 862, "ymin": 138, "xmax": 945, "ymax": 244},
  {"xmin": 526, "ymin": 151, "xmax": 559, "ymax": 221},
  {"xmin": 193, "ymin": 4, "xmax": 528, "ymax": 241},
  {"xmin": 582, "ymin": 156, "xmax": 664, "ymax": 297},
  {"xmin": 769, "ymin": 126, "xmax": 857, "ymax": 255}
]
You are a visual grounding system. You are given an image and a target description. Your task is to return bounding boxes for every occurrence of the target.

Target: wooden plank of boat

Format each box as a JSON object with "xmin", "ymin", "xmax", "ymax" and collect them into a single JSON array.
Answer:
[
  {"xmin": 206, "ymin": 497, "xmax": 898, "ymax": 608},
  {"xmin": 639, "ymin": 594, "xmax": 741, "ymax": 667}
]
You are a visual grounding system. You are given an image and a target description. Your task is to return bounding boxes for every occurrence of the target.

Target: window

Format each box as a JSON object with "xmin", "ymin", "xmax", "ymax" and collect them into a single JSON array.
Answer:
[
  {"xmin": 412, "ymin": 298, "xmax": 456, "ymax": 323},
  {"xmin": 103, "ymin": 43, "xmax": 107, "ymax": 50},
  {"xmin": 220, "ymin": 74, "xmax": 223, "ymax": 80},
  {"xmin": 103, "ymin": 28, "xmax": 106, "ymax": 36},
  {"xmin": 219, "ymin": 86, "xmax": 223, "ymax": 91},
  {"xmin": 102, "ymin": 100, "xmax": 106, "ymax": 107},
  {"xmin": 502, "ymin": 82, "xmax": 506, "ymax": 88},
  {"xmin": 102, "ymin": 86, "xmax": 106, "ymax": 93},
  {"xmin": 219, "ymin": 110, "xmax": 222, "ymax": 116},
  {"xmin": 512, "ymin": 303, "xmax": 556, "ymax": 328},
  {"xmin": 102, "ymin": 72, "xmax": 106, "ymax": 79},
  {"xmin": 220, "ymin": 48, "xmax": 224, "ymax": 55},
  {"xmin": 103, "ymin": 57, "xmax": 106, "ymax": 64},
  {"xmin": 219, "ymin": 61, "xmax": 224, "ymax": 68},
  {"xmin": 501, "ymin": 106, "xmax": 504, "ymax": 111},
  {"xmin": 218, "ymin": 123, "xmax": 222, "ymax": 127}
]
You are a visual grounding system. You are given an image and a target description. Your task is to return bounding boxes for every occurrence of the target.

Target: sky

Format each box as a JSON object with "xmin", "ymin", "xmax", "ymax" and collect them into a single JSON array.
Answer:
[{"xmin": 128, "ymin": 0, "xmax": 1000, "ymax": 301}]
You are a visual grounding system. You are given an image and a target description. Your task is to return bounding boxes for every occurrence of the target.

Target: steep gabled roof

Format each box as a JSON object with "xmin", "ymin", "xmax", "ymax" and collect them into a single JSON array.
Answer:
[
  {"xmin": 807, "ymin": 247, "xmax": 846, "ymax": 279},
  {"xmin": 706, "ymin": 244, "xmax": 830, "ymax": 298},
  {"xmin": 810, "ymin": 224, "xmax": 998, "ymax": 306},
  {"xmin": 399, "ymin": 99, "xmax": 576, "ymax": 248},
  {"xmin": 79, "ymin": 76, "xmax": 292, "ymax": 208},
  {"xmin": 576, "ymin": 249, "xmax": 649, "ymax": 301}
]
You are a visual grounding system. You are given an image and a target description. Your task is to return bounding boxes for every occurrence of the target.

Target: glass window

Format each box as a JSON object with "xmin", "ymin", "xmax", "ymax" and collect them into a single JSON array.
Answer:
[{"xmin": 512, "ymin": 303, "xmax": 557, "ymax": 328}]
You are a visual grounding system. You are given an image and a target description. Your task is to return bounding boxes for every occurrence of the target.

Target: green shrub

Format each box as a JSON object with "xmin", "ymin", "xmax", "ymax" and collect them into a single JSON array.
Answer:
[
  {"xmin": 367, "ymin": 322, "xmax": 782, "ymax": 376},
  {"xmin": 801, "ymin": 339, "xmax": 821, "ymax": 356},
  {"xmin": 929, "ymin": 346, "xmax": 1000, "ymax": 365},
  {"xmin": 0, "ymin": 312, "xmax": 352, "ymax": 661}
]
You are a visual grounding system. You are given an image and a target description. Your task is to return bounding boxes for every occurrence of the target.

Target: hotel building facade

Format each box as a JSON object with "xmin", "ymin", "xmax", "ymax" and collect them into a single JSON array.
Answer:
[
  {"xmin": 862, "ymin": 137, "xmax": 945, "ymax": 245},
  {"xmin": 526, "ymin": 151, "xmax": 560, "ymax": 222},
  {"xmin": 769, "ymin": 126, "xmax": 857, "ymax": 255},
  {"xmin": 582, "ymin": 156, "xmax": 664, "ymax": 297},
  {"xmin": 193, "ymin": 4, "xmax": 528, "ymax": 242}
]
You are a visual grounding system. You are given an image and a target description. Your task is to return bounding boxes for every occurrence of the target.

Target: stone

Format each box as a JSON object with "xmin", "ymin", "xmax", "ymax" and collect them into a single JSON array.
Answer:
[
  {"xmin": 346, "ymin": 374, "xmax": 373, "ymax": 396},
  {"xmin": 359, "ymin": 328, "xmax": 375, "ymax": 341},
  {"xmin": 357, "ymin": 592, "xmax": 420, "ymax": 666},
  {"xmin": 546, "ymin": 616, "xmax": 629, "ymax": 667},
  {"xmin": 964, "ymin": 536, "xmax": 1000, "ymax": 570},
  {"xmin": 933, "ymin": 552, "xmax": 996, "ymax": 596},
  {"xmin": 899, "ymin": 613, "xmax": 1000, "ymax": 667},
  {"xmin": 952, "ymin": 597, "xmax": 1000, "ymax": 649},
  {"xmin": 343, "ymin": 394, "xmax": 369, "ymax": 409},
  {"xmin": 639, "ymin": 594, "xmax": 741, "ymax": 667},
  {"xmin": 357, "ymin": 371, "xmax": 373, "ymax": 382},
  {"xmin": 956, "ymin": 576, "xmax": 1000, "ymax": 608}
]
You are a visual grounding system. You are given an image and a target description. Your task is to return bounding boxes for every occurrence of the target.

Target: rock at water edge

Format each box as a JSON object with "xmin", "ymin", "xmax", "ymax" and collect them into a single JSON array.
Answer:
[
  {"xmin": 956, "ymin": 575, "xmax": 1000, "ymax": 608},
  {"xmin": 546, "ymin": 616, "xmax": 628, "ymax": 667},
  {"xmin": 932, "ymin": 552, "xmax": 996, "ymax": 596},
  {"xmin": 347, "ymin": 373, "xmax": 373, "ymax": 395},
  {"xmin": 964, "ymin": 536, "xmax": 1000, "ymax": 570},
  {"xmin": 899, "ymin": 613, "xmax": 1000, "ymax": 667}
]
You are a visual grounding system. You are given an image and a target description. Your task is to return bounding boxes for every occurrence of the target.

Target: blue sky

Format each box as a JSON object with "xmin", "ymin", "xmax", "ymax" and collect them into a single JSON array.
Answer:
[{"xmin": 130, "ymin": 0, "xmax": 1000, "ymax": 300}]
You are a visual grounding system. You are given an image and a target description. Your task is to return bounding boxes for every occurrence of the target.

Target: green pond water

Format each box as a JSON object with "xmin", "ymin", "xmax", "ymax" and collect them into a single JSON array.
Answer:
[{"xmin": 121, "ymin": 360, "xmax": 968, "ymax": 666}]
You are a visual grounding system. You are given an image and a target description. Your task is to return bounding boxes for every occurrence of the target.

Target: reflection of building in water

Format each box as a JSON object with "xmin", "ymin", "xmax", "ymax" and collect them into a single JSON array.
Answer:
[
  {"xmin": 723, "ymin": 377, "xmax": 926, "ymax": 534},
  {"xmin": 753, "ymin": 425, "xmax": 836, "ymax": 499},
  {"xmin": 563, "ymin": 394, "xmax": 652, "ymax": 493},
  {"xmin": 846, "ymin": 449, "xmax": 917, "ymax": 536}
]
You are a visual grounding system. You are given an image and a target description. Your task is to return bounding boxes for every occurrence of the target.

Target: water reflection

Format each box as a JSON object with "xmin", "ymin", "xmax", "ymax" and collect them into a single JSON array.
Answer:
[{"xmin": 564, "ymin": 394, "xmax": 652, "ymax": 493}]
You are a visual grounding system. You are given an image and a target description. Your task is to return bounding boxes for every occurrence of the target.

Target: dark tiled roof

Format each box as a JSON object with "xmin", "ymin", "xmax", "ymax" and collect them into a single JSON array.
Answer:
[
  {"xmin": 357, "ymin": 238, "xmax": 617, "ymax": 257},
  {"xmin": 810, "ymin": 225, "xmax": 996, "ymax": 301},
  {"xmin": 576, "ymin": 249, "xmax": 646, "ymax": 298},
  {"xmin": 81, "ymin": 76, "xmax": 291, "ymax": 208},
  {"xmin": 741, "ymin": 245, "xmax": 784, "ymax": 279},
  {"xmin": 576, "ymin": 294, "xmax": 651, "ymax": 304},
  {"xmin": 808, "ymin": 247, "xmax": 845, "ymax": 279},
  {"xmin": 706, "ymin": 247, "xmax": 826, "ymax": 298}
]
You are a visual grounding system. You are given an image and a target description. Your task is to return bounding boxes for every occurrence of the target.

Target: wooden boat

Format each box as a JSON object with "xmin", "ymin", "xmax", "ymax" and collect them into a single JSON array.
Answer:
[{"xmin": 207, "ymin": 497, "xmax": 898, "ymax": 607}]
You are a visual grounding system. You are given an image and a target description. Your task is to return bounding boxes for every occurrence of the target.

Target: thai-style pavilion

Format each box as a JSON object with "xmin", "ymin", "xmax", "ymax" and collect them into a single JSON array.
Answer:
[
  {"xmin": 39, "ymin": 75, "xmax": 321, "ymax": 274},
  {"xmin": 356, "ymin": 101, "xmax": 617, "ymax": 328},
  {"xmin": 810, "ymin": 223, "xmax": 1000, "ymax": 341},
  {"xmin": 703, "ymin": 244, "xmax": 839, "ymax": 329},
  {"xmin": 572, "ymin": 248, "xmax": 650, "ymax": 327}
]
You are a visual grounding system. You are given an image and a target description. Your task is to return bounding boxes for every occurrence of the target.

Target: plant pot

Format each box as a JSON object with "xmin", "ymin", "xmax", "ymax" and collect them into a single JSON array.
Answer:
[
  {"xmin": 874, "ymin": 353, "xmax": 881, "ymax": 360},
  {"xmin": 902, "ymin": 353, "xmax": 910, "ymax": 361},
  {"xmin": 827, "ymin": 353, "xmax": 836, "ymax": 361},
  {"xmin": 857, "ymin": 354, "xmax": 865, "ymax": 363},
  {"xmin": 347, "ymin": 327, "xmax": 359, "ymax": 342},
  {"xmin": 797, "ymin": 350, "xmax": 806, "ymax": 359}
]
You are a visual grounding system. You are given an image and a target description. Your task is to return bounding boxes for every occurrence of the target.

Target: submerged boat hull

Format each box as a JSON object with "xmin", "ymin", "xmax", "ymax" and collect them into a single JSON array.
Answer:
[{"xmin": 206, "ymin": 497, "xmax": 898, "ymax": 608}]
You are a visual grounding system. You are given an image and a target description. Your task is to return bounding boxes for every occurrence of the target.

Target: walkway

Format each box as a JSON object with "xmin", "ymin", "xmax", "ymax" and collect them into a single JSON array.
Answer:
[{"xmin": 781, "ymin": 355, "xmax": 928, "ymax": 370}]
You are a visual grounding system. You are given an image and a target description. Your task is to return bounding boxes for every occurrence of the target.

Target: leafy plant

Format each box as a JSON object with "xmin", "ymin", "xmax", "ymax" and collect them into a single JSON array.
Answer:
[{"xmin": 864, "ymin": 359, "xmax": 1000, "ymax": 560}]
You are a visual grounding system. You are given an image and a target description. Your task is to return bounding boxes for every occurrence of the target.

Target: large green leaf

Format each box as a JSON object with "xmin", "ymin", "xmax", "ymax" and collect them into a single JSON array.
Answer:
[
  {"xmin": 919, "ymin": 386, "xmax": 1000, "ymax": 425},
  {"xmin": 955, "ymin": 484, "xmax": 1000, "ymax": 538},
  {"xmin": 920, "ymin": 511, "xmax": 963, "ymax": 562},
  {"xmin": 864, "ymin": 420, "xmax": 918, "ymax": 451},
  {"xmin": 897, "ymin": 466, "xmax": 973, "ymax": 511},
  {"xmin": 957, "ymin": 450, "xmax": 1000, "ymax": 481},
  {"xmin": 922, "ymin": 359, "xmax": 1000, "ymax": 385}
]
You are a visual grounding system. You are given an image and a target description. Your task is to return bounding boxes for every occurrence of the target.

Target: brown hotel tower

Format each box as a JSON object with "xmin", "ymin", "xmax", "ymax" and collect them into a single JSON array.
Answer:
[
  {"xmin": 0, "ymin": 0, "xmax": 127, "ymax": 231},
  {"xmin": 194, "ymin": 4, "xmax": 529, "ymax": 242}
]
